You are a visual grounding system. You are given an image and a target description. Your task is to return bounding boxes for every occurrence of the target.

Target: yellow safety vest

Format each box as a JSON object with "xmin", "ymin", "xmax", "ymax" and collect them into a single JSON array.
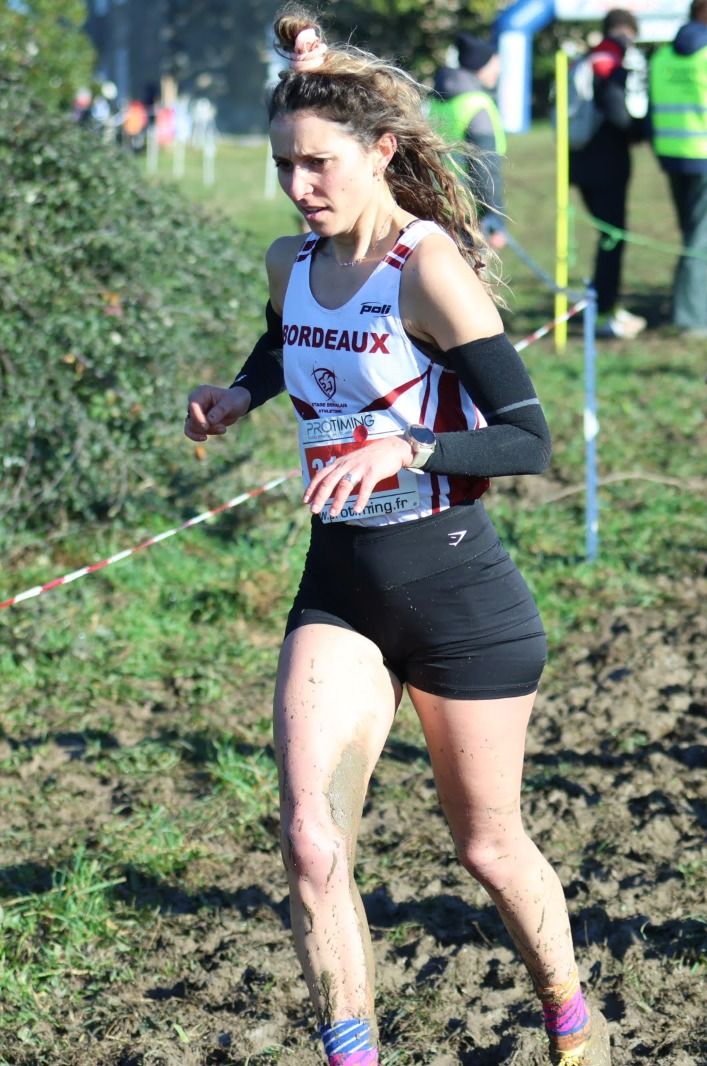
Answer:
[
  {"xmin": 650, "ymin": 43, "xmax": 707, "ymax": 159},
  {"xmin": 428, "ymin": 92, "xmax": 507, "ymax": 155}
]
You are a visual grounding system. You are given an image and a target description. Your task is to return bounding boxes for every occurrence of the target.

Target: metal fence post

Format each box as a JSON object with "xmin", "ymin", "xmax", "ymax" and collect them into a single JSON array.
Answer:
[{"xmin": 582, "ymin": 284, "xmax": 599, "ymax": 561}]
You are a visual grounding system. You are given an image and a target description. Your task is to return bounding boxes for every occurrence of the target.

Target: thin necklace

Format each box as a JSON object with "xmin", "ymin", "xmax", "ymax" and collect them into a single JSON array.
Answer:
[{"xmin": 333, "ymin": 208, "xmax": 396, "ymax": 268}]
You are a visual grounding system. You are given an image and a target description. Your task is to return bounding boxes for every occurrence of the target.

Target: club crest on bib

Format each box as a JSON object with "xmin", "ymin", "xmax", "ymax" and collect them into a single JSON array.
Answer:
[{"xmin": 313, "ymin": 367, "xmax": 336, "ymax": 399}]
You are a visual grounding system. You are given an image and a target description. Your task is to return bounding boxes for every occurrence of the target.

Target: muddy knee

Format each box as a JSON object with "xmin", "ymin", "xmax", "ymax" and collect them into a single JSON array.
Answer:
[{"xmin": 280, "ymin": 808, "xmax": 354, "ymax": 893}]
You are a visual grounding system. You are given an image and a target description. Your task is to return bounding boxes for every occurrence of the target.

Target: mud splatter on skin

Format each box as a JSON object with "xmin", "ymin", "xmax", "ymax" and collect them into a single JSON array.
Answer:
[
  {"xmin": 301, "ymin": 900, "xmax": 315, "ymax": 936},
  {"xmin": 484, "ymin": 799, "xmax": 520, "ymax": 817},
  {"xmin": 325, "ymin": 739, "xmax": 378, "ymax": 1014},
  {"xmin": 327, "ymin": 742, "xmax": 369, "ymax": 843},
  {"xmin": 317, "ymin": 970, "xmax": 337, "ymax": 1025}
]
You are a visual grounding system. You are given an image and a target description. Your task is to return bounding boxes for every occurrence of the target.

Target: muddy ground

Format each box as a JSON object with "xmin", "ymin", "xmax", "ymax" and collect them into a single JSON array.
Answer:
[{"xmin": 5, "ymin": 571, "xmax": 707, "ymax": 1065}]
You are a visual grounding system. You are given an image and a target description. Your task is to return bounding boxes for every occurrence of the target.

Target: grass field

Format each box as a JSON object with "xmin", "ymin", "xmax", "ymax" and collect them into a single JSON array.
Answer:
[{"xmin": 0, "ymin": 126, "xmax": 705, "ymax": 1064}]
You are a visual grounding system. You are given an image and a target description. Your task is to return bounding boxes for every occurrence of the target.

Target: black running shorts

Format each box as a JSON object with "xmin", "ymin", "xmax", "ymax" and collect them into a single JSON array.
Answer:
[{"xmin": 285, "ymin": 501, "xmax": 547, "ymax": 699}]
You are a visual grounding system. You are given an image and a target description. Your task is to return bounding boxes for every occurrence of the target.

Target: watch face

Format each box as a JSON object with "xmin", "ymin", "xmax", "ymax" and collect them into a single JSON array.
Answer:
[{"xmin": 411, "ymin": 425, "xmax": 436, "ymax": 447}]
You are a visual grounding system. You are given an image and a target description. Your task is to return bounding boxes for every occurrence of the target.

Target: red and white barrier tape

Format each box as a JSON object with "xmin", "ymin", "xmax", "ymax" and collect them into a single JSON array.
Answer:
[
  {"xmin": 0, "ymin": 470, "xmax": 300, "ymax": 612},
  {"xmin": 1, "ymin": 301, "xmax": 591, "ymax": 613},
  {"xmin": 514, "ymin": 299, "xmax": 588, "ymax": 353}
]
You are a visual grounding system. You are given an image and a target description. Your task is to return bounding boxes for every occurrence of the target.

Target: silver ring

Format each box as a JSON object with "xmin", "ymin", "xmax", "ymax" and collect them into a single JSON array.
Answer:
[{"xmin": 343, "ymin": 472, "xmax": 354, "ymax": 483}]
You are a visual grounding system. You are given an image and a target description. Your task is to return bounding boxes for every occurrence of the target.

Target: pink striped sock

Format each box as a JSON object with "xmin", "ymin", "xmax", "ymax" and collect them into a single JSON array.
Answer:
[
  {"xmin": 538, "ymin": 968, "xmax": 590, "ymax": 1051},
  {"xmin": 330, "ymin": 1052, "xmax": 378, "ymax": 1066}
]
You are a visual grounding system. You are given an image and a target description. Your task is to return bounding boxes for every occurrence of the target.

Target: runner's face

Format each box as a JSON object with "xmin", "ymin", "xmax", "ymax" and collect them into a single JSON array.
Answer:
[{"xmin": 270, "ymin": 111, "xmax": 381, "ymax": 235}]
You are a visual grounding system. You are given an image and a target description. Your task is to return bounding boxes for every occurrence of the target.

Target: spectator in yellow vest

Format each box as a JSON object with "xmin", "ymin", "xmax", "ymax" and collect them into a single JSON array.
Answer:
[
  {"xmin": 650, "ymin": 0, "xmax": 707, "ymax": 338},
  {"xmin": 430, "ymin": 34, "xmax": 507, "ymax": 249}
]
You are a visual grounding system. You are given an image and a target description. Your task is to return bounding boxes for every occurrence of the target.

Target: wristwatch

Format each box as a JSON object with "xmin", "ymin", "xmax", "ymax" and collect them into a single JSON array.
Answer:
[{"xmin": 403, "ymin": 423, "xmax": 436, "ymax": 470}]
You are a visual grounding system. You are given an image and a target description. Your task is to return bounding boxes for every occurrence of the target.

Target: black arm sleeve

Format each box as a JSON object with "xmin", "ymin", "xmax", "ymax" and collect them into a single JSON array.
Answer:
[
  {"xmin": 229, "ymin": 300, "xmax": 285, "ymax": 411},
  {"xmin": 421, "ymin": 333, "xmax": 552, "ymax": 477}
]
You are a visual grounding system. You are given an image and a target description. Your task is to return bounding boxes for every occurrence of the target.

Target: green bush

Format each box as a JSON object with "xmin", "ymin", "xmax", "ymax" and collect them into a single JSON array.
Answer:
[
  {"xmin": 0, "ymin": 77, "xmax": 266, "ymax": 550},
  {"xmin": 0, "ymin": 0, "xmax": 94, "ymax": 111}
]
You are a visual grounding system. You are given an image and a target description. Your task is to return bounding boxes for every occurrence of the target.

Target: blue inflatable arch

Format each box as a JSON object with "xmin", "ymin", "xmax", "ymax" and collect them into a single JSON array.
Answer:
[{"xmin": 495, "ymin": 0, "xmax": 555, "ymax": 134}]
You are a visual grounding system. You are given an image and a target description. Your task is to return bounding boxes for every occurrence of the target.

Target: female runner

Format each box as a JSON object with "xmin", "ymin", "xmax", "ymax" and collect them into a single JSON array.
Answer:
[{"xmin": 185, "ymin": 8, "xmax": 611, "ymax": 1065}]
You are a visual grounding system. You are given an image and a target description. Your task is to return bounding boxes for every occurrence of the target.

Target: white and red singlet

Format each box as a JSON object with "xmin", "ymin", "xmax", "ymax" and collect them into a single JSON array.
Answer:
[{"xmin": 283, "ymin": 220, "xmax": 488, "ymax": 526}]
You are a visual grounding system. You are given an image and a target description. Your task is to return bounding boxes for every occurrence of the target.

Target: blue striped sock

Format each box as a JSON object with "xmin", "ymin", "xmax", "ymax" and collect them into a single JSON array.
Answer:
[{"xmin": 319, "ymin": 1018, "xmax": 378, "ymax": 1065}]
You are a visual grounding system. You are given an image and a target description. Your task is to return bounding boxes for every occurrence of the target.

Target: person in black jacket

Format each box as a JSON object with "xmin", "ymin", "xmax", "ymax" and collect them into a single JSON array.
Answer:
[{"xmin": 570, "ymin": 8, "xmax": 648, "ymax": 338}]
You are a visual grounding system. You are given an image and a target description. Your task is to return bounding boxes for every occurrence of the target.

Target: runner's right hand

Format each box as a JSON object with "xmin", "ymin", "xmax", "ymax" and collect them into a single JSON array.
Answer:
[{"xmin": 184, "ymin": 385, "xmax": 251, "ymax": 442}]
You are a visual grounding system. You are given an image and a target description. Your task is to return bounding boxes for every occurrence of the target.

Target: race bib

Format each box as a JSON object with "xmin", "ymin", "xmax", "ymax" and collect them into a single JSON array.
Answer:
[{"xmin": 298, "ymin": 411, "xmax": 421, "ymax": 524}]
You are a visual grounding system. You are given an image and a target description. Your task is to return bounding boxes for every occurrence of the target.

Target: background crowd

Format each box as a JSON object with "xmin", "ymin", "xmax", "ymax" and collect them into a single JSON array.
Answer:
[{"xmin": 428, "ymin": 3, "xmax": 707, "ymax": 340}]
